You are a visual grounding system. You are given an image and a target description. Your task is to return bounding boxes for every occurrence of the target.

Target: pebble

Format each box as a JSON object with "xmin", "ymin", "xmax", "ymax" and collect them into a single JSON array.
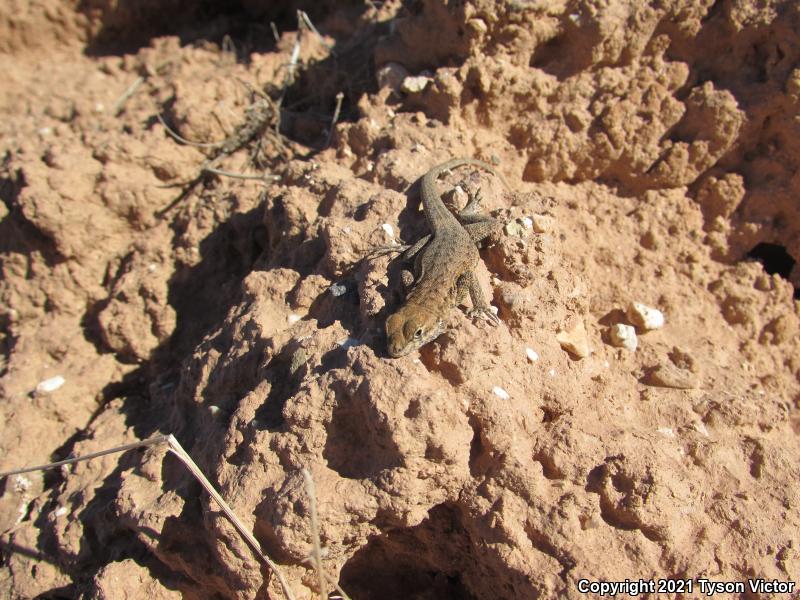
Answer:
[
  {"xmin": 329, "ymin": 283, "xmax": 347, "ymax": 297},
  {"xmin": 36, "ymin": 375, "xmax": 65, "ymax": 394},
  {"xmin": 556, "ymin": 318, "xmax": 591, "ymax": 358},
  {"xmin": 381, "ymin": 223, "xmax": 395, "ymax": 238},
  {"xmin": 627, "ymin": 302, "xmax": 665, "ymax": 330},
  {"xmin": 287, "ymin": 314, "xmax": 302, "ymax": 324},
  {"xmin": 609, "ymin": 323, "xmax": 638, "ymax": 352},
  {"xmin": 492, "ymin": 386, "xmax": 510, "ymax": 400},
  {"xmin": 521, "ymin": 216, "xmax": 533, "ymax": 229},
  {"xmin": 525, "ymin": 348, "xmax": 539, "ymax": 362},
  {"xmin": 504, "ymin": 220, "xmax": 527, "ymax": 237},
  {"xmin": 336, "ymin": 337, "xmax": 360, "ymax": 350},
  {"xmin": 645, "ymin": 363, "xmax": 697, "ymax": 389},
  {"xmin": 530, "ymin": 213, "xmax": 554, "ymax": 233},
  {"xmin": 401, "ymin": 74, "xmax": 433, "ymax": 94}
]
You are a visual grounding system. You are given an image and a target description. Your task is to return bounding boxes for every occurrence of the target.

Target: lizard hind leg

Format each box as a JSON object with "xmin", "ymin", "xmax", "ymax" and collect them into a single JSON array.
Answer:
[{"xmin": 459, "ymin": 186, "xmax": 485, "ymax": 218}]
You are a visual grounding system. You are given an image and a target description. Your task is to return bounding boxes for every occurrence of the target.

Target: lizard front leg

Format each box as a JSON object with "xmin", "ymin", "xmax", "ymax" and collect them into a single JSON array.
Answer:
[{"xmin": 456, "ymin": 271, "xmax": 500, "ymax": 325}]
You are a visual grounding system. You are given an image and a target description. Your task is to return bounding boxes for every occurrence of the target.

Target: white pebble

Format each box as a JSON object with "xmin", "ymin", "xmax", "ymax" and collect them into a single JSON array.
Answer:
[
  {"xmin": 54, "ymin": 506, "xmax": 68, "ymax": 517},
  {"xmin": 627, "ymin": 302, "xmax": 665, "ymax": 330},
  {"xmin": 521, "ymin": 216, "xmax": 533, "ymax": 229},
  {"xmin": 531, "ymin": 213, "xmax": 554, "ymax": 233},
  {"xmin": 525, "ymin": 348, "xmax": 539, "ymax": 362},
  {"xmin": 609, "ymin": 323, "xmax": 638, "ymax": 351},
  {"xmin": 492, "ymin": 386, "xmax": 510, "ymax": 400},
  {"xmin": 147, "ymin": 263, "xmax": 158, "ymax": 272},
  {"xmin": 14, "ymin": 475, "xmax": 32, "ymax": 492},
  {"xmin": 336, "ymin": 337, "xmax": 360, "ymax": 350},
  {"xmin": 694, "ymin": 422, "xmax": 709, "ymax": 437},
  {"xmin": 209, "ymin": 405, "xmax": 221, "ymax": 415},
  {"xmin": 329, "ymin": 283, "xmax": 347, "ymax": 297},
  {"xmin": 401, "ymin": 74, "xmax": 433, "ymax": 94},
  {"xmin": 36, "ymin": 375, "xmax": 65, "ymax": 394},
  {"xmin": 381, "ymin": 223, "xmax": 395, "ymax": 238},
  {"xmin": 489, "ymin": 305, "xmax": 499, "ymax": 315},
  {"xmin": 287, "ymin": 314, "xmax": 302, "ymax": 324},
  {"xmin": 548, "ymin": 369, "xmax": 556, "ymax": 377}
]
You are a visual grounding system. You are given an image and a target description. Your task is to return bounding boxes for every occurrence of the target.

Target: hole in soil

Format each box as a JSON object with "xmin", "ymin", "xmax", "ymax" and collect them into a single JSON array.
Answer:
[
  {"xmin": 338, "ymin": 504, "xmax": 479, "ymax": 600},
  {"xmin": 746, "ymin": 242, "xmax": 797, "ymax": 298}
]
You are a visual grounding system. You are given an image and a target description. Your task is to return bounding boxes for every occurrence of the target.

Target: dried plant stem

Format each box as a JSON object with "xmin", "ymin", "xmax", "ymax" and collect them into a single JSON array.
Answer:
[
  {"xmin": 203, "ymin": 166, "xmax": 279, "ymax": 182},
  {"xmin": 0, "ymin": 434, "xmax": 296, "ymax": 600},
  {"xmin": 113, "ymin": 76, "xmax": 145, "ymax": 116},
  {"xmin": 156, "ymin": 113, "xmax": 222, "ymax": 149},
  {"xmin": 301, "ymin": 468, "xmax": 326, "ymax": 599},
  {"xmin": 325, "ymin": 92, "xmax": 344, "ymax": 148}
]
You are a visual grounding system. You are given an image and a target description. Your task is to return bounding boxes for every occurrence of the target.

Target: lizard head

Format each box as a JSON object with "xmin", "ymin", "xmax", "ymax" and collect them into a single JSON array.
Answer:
[{"xmin": 385, "ymin": 304, "xmax": 445, "ymax": 358}]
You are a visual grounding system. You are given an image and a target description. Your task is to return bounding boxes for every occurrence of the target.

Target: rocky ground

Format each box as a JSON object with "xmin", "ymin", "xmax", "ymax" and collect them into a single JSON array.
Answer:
[{"xmin": 1, "ymin": 1, "xmax": 799, "ymax": 598}]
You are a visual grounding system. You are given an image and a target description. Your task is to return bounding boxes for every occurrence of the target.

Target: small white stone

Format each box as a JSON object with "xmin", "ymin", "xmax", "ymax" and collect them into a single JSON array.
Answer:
[
  {"xmin": 14, "ymin": 476, "xmax": 32, "ymax": 492},
  {"xmin": 609, "ymin": 323, "xmax": 638, "ymax": 351},
  {"xmin": 54, "ymin": 506, "xmax": 68, "ymax": 517},
  {"xmin": 342, "ymin": 226, "xmax": 352, "ymax": 234},
  {"xmin": 336, "ymin": 337, "xmax": 360, "ymax": 350},
  {"xmin": 657, "ymin": 427, "xmax": 676, "ymax": 438},
  {"xmin": 467, "ymin": 17, "xmax": 488, "ymax": 33},
  {"xmin": 492, "ymin": 386, "xmax": 510, "ymax": 400},
  {"xmin": 36, "ymin": 375, "xmax": 65, "ymax": 394},
  {"xmin": 521, "ymin": 216, "xmax": 533, "ymax": 229},
  {"xmin": 548, "ymin": 369, "xmax": 556, "ymax": 377},
  {"xmin": 627, "ymin": 302, "xmax": 665, "ymax": 330},
  {"xmin": 556, "ymin": 318, "xmax": 591, "ymax": 358},
  {"xmin": 694, "ymin": 422, "xmax": 709, "ymax": 436},
  {"xmin": 381, "ymin": 223, "xmax": 395, "ymax": 238},
  {"xmin": 38, "ymin": 127, "xmax": 52, "ymax": 136},
  {"xmin": 504, "ymin": 221, "xmax": 527, "ymax": 237},
  {"xmin": 329, "ymin": 283, "xmax": 347, "ymax": 297},
  {"xmin": 489, "ymin": 305, "xmax": 499, "ymax": 315},
  {"xmin": 147, "ymin": 263, "xmax": 158, "ymax": 272},
  {"xmin": 530, "ymin": 213, "xmax": 554, "ymax": 233},
  {"xmin": 209, "ymin": 405, "xmax": 220, "ymax": 415},
  {"xmin": 525, "ymin": 348, "xmax": 539, "ymax": 362},
  {"xmin": 401, "ymin": 74, "xmax": 433, "ymax": 94},
  {"xmin": 94, "ymin": 102, "xmax": 105, "ymax": 113},
  {"xmin": 287, "ymin": 314, "xmax": 302, "ymax": 324}
]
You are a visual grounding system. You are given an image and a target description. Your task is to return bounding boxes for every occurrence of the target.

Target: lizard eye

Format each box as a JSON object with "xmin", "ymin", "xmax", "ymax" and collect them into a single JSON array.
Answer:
[{"xmin": 414, "ymin": 328, "xmax": 423, "ymax": 339}]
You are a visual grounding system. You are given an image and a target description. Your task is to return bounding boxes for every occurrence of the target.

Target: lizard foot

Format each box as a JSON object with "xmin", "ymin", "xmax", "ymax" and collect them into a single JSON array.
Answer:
[{"xmin": 467, "ymin": 307, "xmax": 500, "ymax": 326}]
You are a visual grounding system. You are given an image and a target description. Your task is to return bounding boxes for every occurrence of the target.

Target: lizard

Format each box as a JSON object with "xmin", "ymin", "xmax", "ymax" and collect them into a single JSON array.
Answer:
[{"xmin": 384, "ymin": 158, "xmax": 508, "ymax": 358}]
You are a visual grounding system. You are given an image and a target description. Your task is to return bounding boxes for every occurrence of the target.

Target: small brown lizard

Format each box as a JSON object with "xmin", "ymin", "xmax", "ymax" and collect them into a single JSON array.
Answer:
[{"xmin": 385, "ymin": 158, "xmax": 507, "ymax": 357}]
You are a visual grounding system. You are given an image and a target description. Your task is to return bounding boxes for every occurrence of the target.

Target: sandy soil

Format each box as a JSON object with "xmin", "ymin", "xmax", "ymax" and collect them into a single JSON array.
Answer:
[{"xmin": 1, "ymin": 0, "xmax": 799, "ymax": 598}]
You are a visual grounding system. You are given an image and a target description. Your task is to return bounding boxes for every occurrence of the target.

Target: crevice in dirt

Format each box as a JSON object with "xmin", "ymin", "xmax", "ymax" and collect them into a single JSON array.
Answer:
[
  {"xmin": 338, "ymin": 503, "xmax": 479, "ymax": 600},
  {"xmin": 0, "ymin": 169, "xmax": 62, "ymax": 267},
  {"xmin": 746, "ymin": 242, "xmax": 796, "ymax": 283},
  {"xmin": 523, "ymin": 522, "xmax": 575, "ymax": 581},
  {"xmin": 533, "ymin": 451, "xmax": 565, "ymax": 481},
  {"xmin": 80, "ymin": 0, "xmax": 346, "ymax": 58},
  {"xmin": 157, "ymin": 203, "xmax": 266, "ymax": 368},
  {"xmin": 323, "ymin": 380, "xmax": 404, "ymax": 480}
]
